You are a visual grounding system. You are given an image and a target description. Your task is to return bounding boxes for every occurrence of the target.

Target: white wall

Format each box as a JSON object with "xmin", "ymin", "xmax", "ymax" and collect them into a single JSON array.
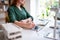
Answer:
[
  {"xmin": 24, "ymin": 0, "xmax": 37, "ymax": 15},
  {"xmin": 24, "ymin": 0, "xmax": 30, "ymax": 13},
  {"xmin": 24, "ymin": 0, "xmax": 37, "ymax": 22}
]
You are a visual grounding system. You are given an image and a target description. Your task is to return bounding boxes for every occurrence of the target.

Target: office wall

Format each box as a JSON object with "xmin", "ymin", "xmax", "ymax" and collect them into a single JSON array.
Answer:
[{"xmin": 24, "ymin": 0, "xmax": 30, "ymax": 13}]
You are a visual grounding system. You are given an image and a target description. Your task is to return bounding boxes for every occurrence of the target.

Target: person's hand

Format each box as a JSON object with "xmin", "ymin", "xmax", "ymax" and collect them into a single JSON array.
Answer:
[
  {"xmin": 22, "ymin": 21, "xmax": 35, "ymax": 29},
  {"xmin": 14, "ymin": 19, "xmax": 35, "ymax": 29},
  {"xmin": 25, "ymin": 18, "xmax": 32, "ymax": 24},
  {"xmin": 29, "ymin": 22, "xmax": 35, "ymax": 28},
  {"xmin": 20, "ymin": 20, "xmax": 27, "ymax": 24},
  {"xmin": 20, "ymin": 18, "xmax": 32, "ymax": 24}
]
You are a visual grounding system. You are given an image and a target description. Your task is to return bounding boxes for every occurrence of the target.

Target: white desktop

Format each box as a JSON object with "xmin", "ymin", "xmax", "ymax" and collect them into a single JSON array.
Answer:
[{"xmin": 0, "ymin": 19, "xmax": 60, "ymax": 40}]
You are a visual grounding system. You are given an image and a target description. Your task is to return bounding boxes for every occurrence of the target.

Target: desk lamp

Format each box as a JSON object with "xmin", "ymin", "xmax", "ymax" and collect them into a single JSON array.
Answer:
[{"xmin": 50, "ymin": 7, "xmax": 59, "ymax": 40}]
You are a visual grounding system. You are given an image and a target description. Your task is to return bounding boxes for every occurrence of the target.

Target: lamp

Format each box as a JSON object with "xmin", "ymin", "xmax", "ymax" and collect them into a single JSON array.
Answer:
[{"xmin": 50, "ymin": 6, "xmax": 59, "ymax": 40}]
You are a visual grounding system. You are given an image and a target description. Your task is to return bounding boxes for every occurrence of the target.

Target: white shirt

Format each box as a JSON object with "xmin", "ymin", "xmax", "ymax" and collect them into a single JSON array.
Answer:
[{"xmin": 17, "ymin": 6, "xmax": 22, "ymax": 11}]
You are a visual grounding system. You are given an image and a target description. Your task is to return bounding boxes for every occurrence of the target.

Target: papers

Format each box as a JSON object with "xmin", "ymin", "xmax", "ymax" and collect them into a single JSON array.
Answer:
[
  {"xmin": 1, "ymin": 23, "xmax": 22, "ymax": 39},
  {"xmin": 50, "ymin": 20, "xmax": 60, "ymax": 29},
  {"xmin": 44, "ymin": 32, "xmax": 59, "ymax": 40},
  {"xmin": 36, "ymin": 19, "xmax": 49, "ymax": 26}
]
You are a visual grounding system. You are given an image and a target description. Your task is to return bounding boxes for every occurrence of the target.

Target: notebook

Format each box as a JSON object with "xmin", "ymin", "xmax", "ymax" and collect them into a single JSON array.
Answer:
[
  {"xmin": 44, "ymin": 32, "xmax": 59, "ymax": 40},
  {"xmin": 1, "ymin": 23, "xmax": 22, "ymax": 39},
  {"xmin": 37, "ymin": 19, "xmax": 49, "ymax": 26}
]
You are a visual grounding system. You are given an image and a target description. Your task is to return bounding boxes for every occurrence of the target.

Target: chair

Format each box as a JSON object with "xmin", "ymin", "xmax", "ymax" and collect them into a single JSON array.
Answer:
[{"xmin": 5, "ymin": 12, "xmax": 9, "ymax": 23}]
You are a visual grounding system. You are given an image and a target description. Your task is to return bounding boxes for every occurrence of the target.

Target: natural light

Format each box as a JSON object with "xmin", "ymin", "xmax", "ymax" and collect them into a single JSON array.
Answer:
[{"xmin": 30, "ymin": 0, "xmax": 59, "ymax": 20}]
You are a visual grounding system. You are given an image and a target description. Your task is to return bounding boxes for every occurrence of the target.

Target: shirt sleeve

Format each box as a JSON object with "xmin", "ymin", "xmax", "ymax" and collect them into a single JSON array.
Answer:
[
  {"xmin": 27, "ymin": 12, "xmax": 33, "ymax": 21},
  {"xmin": 7, "ymin": 7, "xmax": 17, "ymax": 23},
  {"xmin": 22, "ymin": 7, "xmax": 33, "ymax": 21}
]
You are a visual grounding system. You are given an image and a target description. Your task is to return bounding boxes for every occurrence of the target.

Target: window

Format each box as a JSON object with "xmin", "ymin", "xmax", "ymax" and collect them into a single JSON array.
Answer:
[{"xmin": 30, "ymin": 0, "xmax": 59, "ymax": 20}]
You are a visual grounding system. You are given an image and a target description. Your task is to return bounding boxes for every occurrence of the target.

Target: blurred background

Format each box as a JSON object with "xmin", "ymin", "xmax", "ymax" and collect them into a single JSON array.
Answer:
[
  {"xmin": 0, "ymin": 0, "xmax": 60, "ymax": 40},
  {"xmin": 0, "ymin": 0, "xmax": 60, "ymax": 24}
]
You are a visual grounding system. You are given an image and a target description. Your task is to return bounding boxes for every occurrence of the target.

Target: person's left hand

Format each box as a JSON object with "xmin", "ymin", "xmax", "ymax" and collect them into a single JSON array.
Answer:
[
  {"xmin": 19, "ymin": 19, "xmax": 35, "ymax": 29},
  {"xmin": 26, "ymin": 18, "xmax": 32, "ymax": 23},
  {"xmin": 26, "ymin": 18, "xmax": 35, "ymax": 27}
]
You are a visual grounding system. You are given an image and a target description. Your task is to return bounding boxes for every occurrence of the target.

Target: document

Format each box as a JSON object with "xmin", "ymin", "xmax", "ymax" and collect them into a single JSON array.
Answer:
[
  {"xmin": 44, "ymin": 32, "xmax": 59, "ymax": 40},
  {"xmin": 1, "ymin": 23, "xmax": 22, "ymax": 39}
]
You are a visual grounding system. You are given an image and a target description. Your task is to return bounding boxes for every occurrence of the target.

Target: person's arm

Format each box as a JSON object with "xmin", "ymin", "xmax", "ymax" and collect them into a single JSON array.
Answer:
[
  {"xmin": 22, "ymin": 7, "xmax": 33, "ymax": 21},
  {"xmin": 8, "ymin": 7, "xmax": 17, "ymax": 23},
  {"xmin": 8, "ymin": 6, "xmax": 35, "ymax": 29},
  {"xmin": 14, "ymin": 20, "xmax": 35, "ymax": 29}
]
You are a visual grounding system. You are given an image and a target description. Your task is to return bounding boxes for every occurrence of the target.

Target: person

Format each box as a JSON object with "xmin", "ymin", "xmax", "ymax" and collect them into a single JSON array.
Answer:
[{"xmin": 7, "ymin": 0, "xmax": 35, "ymax": 29}]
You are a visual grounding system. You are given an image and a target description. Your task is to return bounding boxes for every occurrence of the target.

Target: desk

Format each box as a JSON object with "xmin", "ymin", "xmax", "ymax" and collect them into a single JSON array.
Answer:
[
  {"xmin": 0, "ymin": 20, "xmax": 59, "ymax": 40},
  {"xmin": 21, "ymin": 20, "xmax": 54, "ymax": 40}
]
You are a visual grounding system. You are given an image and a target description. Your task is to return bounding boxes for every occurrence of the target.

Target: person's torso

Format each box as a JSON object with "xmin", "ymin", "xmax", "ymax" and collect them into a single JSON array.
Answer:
[{"xmin": 12, "ymin": 6, "xmax": 28, "ymax": 21}]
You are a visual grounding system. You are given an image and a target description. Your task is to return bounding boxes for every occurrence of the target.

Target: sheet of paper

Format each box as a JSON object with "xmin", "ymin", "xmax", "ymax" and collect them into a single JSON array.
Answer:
[
  {"xmin": 1, "ymin": 23, "xmax": 22, "ymax": 39},
  {"xmin": 2, "ymin": 23, "xmax": 21, "ymax": 34},
  {"xmin": 35, "ymin": 19, "xmax": 49, "ymax": 26},
  {"xmin": 45, "ymin": 32, "xmax": 59, "ymax": 40}
]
